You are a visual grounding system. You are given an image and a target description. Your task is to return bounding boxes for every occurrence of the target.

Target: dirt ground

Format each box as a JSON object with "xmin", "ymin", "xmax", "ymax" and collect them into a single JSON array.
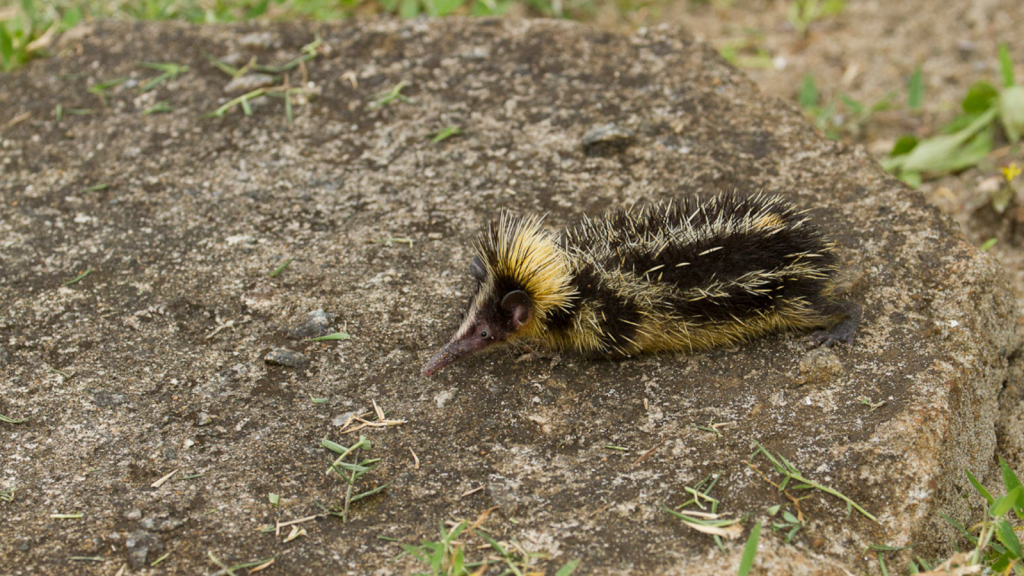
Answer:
[{"xmin": 2, "ymin": 3, "xmax": 1024, "ymax": 576}]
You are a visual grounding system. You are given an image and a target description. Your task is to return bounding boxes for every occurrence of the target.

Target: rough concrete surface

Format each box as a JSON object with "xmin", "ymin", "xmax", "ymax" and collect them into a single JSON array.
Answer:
[{"xmin": 0, "ymin": 17, "xmax": 1021, "ymax": 575}]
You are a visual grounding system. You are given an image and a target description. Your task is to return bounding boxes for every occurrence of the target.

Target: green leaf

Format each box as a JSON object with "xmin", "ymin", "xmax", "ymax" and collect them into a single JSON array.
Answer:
[
  {"xmin": 0, "ymin": 26, "xmax": 14, "ymax": 69},
  {"xmin": 999, "ymin": 43, "xmax": 1016, "ymax": 88},
  {"xmin": 901, "ymin": 108, "xmax": 996, "ymax": 173},
  {"xmin": 945, "ymin": 128, "xmax": 993, "ymax": 171},
  {"xmin": 996, "ymin": 519, "xmax": 1023, "ymax": 559},
  {"xmin": 268, "ymin": 493, "xmax": 279, "ymax": 507},
  {"xmin": 246, "ymin": 0, "xmax": 270, "ymax": 18},
  {"xmin": 785, "ymin": 524, "xmax": 801, "ymax": 542},
  {"xmin": 963, "ymin": 81, "xmax": 999, "ymax": 114},
  {"xmin": 908, "ymin": 66, "xmax": 924, "ymax": 110},
  {"xmin": 991, "ymin": 552, "xmax": 1014, "ymax": 573},
  {"xmin": 470, "ymin": 0, "xmax": 512, "ymax": 16},
  {"xmin": 999, "ymin": 456, "xmax": 1024, "ymax": 512},
  {"xmin": 798, "ymin": 74, "xmax": 819, "ymax": 109},
  {"xmin": 737, "ymin": 522, "xmax": 761, "ymax": 576},
  {"xmin": 891, "ymin": 135, "xmax": 919, "ymax": 156},
  {"xmin": 321, "ymin": 437, "xmax": 346, "ymax": 454},
  {"xmin": 428, "ymin": 0, "xmax": 464, "ymax": 16},
  {"xmin": 941, "ymin": 113, "xmax": 979, "ymax": 134},
  {"xmin": 981, "ymin": 238, "xmax": 999, "ymax": 251},
  {"xmin": 399, "ymin": 0, "xmax": 421, "ymax": 17},
  {"xmin": 991, "ymin": 486, "xmax": 1021, "ymax": 517},
  {"xmin": 0, "ymin": 414, "xmax": 28, "ymax": 424},
  {"xmin": 767, "ymin": 504, "xmax": 782, "ymax": 516},
  {"xmin": 899, "ymin": 171, "xmax": 922, "ymax": 189},
  {"xmin": 841, "ymin": 93, "xmax": 864, "ymax": 116},
  {"xmin": 556, "ymin": 558, "xmax": 581, "ymax": 576},
  {"xmin": 61, "ymin": 6, "xmax": 83, "ymax": 28},
  {"xmin": 999, "ymin": 86, "xmax": 1024, "ymax": 142},
  {"xmin": 821, "ymin": 0, "xmax": 846, "ymax": 17}
]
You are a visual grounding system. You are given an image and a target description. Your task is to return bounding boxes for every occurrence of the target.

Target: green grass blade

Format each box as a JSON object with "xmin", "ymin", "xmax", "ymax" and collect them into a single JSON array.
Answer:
[
  {"xmin": 0, "ymin": 26, "xmax": 15, "ymax": 70},
  {"xmin": 737, "ymin": 522, "xmax": 761, "ymax": 576},
  {"xmin": 1000, "ymin": 456, "xmax": 1024, "ymax": 511},
  {"xmin": 475, "ymin": 529, "xmax": 508, "ymax": 556},
  {"xmin": 798, "ymin": 74, "xmax": 819, "ymax": 109},
  {"xmin": 966, "ymin": 469, "xmax": 994, "ymax": 504},
  {"xmin": 999, "ymin": 43, "xmax": 1016, "ymax": 88},
  {"xmin": 64, "ymin": 268, "xmax": 94, "ymax": 285},
  {"xmin": 992, "ymin": 487, "xmax": 1021, "ymax": 517},
  {"xmin": 270, "ymin": 257, "xmax": 292, "ymax": 277},
  {"xmin": 321, "ymin": 437, "xmax": 347, "ymax": 454},
  {"xmin": 908, "ymin": 66, "xmax": 924, "ymax": 110},
  {"xmin": 349, "ymin": 481, "xmax": 392, "ymax": 503},
  {"xmin": 306, "ymin": 332, "xmax": 350, "ymax": 342}
]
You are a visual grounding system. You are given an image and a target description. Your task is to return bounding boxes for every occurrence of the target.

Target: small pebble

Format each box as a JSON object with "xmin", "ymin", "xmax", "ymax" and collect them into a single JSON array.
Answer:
[
  {"xmin": 91, "ymin": 390, "xmax": 126, "ymax": 407},
  {"xmin": 125, "ymin": 509, "xmax": 142, "ymax": 521},
  {"xmin": 125, "ymin": 530, "xmax": 163, "ymax": 570},
  {"xmin": 224, "ymin": 73, "xmax": 277, "ymax": 94},
  {"xmin": 265, "ymin": 348, "xmax": 308, "ymax": 368},
  {"xmin": 290, "ymin": 310, "xmax": 336, "ymax": 340},
  {"xmin": 197, "ymin": 412, "xmax": 212, "ymax": 426},
  {"xmin": 218, "ymin": 53, "xmax": 248, "ymax": 67},
  {"xmin": 141, "ymin": 517, "xmax": 184, "ymax": 533},
  {"xmin": 237, "ymin": 31, "xmax": 279, "ymax": 50},
  {"xmin": 582, "ymin": 123, "xmax": 635, "ymax": 155}
]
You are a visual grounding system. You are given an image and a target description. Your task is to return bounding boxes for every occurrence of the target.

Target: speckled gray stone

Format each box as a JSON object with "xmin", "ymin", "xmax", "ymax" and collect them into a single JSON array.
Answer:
[
  {"xmin": 125, "ymin": 530, "xmax": 162, "ymax": 569},
  {"xmin": 264, "ymin": 347, "xmax": 309, "ymax": 368},
  {"xmin": 0, "ymin": 18, "xmax": 1020, "ymax": 576},
  {"xmin": 290, "ymin": 309, "xmax": 336, "ymax": 340}
]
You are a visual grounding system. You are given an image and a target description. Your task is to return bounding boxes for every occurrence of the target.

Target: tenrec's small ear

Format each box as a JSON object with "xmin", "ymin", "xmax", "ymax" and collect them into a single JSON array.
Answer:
[
  {"xmin": 470, "ymin": 255, "xmax": 486, "ymax": 281},
  {"xmin": 501, "ymin": 290, "xmax": 532, "ymax": 328}
]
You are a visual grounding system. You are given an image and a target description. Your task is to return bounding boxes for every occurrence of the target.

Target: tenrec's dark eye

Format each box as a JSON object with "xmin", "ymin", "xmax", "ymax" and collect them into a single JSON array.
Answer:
[{"xmin": 481, "ymin": 331, "xmax": 488, "ymax": 338}]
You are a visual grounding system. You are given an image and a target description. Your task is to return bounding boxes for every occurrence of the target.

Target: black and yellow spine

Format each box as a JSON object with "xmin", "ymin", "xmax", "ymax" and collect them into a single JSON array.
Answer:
[{"xmin": 422, "ymin": 192, "xmax": 859, "ymax": 376}]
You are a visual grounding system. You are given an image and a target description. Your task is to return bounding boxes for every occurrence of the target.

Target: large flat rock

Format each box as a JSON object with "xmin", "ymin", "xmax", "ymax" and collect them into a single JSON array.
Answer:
[{"xmin": 1, "ymin": 18, "xmax": 1020, "ymax": 575}]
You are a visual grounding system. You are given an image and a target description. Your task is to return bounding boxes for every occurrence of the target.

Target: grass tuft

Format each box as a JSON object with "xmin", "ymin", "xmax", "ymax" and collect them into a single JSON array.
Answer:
[
  {"xmin": 138, "ymin": 61, "xmax": 188, "ymax": 92},
  {"xmin": 749, "ymin": 441, "xmax": 878, "ymax": 523},
  {"xmin": 369, "ymin": 81, "xmax": 413, "ymax": 109},
  {"xmin": 321, "ymin": 434, "xmax": 391, "ymax": 522}
]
